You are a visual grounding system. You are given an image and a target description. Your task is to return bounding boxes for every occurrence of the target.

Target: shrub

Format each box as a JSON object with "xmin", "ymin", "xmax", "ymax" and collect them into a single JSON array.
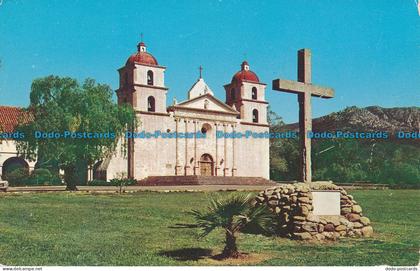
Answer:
[
  {"xmin": 26, "ymin": 168, "xmax": 62, "ymax": 186},
  {"xmin": 6, "ymin": 168, "xmax": 30, "ymax": 186},
  {"xmin": 110, "ymin": 178, "xmax": 137, "ymax": 193}
]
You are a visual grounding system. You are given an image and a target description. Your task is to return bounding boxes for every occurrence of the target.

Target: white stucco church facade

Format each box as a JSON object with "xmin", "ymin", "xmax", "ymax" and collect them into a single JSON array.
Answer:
[
  {"xmin": 0, "ymin": 41, "xmax": 270, "ymax": 183},
  {"xmin": 103, "ymin": 41, "xmax": 270, "ymax": 181}
]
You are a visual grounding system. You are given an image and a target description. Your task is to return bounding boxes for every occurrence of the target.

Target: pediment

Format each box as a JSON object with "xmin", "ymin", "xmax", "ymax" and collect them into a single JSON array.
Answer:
[{"xmin": 170, "ymin": 93, "xmax": 238, "ymax": 115}]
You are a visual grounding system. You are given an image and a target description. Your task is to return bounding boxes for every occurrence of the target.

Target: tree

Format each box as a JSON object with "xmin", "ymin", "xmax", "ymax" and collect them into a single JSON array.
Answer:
[
  {"xmin": 16, "ymin": 76, "xmax": 136, "ymax": 191},
  {"xmin": 190, "ymin": 193, "xmax": 273, "ymax": 259}
]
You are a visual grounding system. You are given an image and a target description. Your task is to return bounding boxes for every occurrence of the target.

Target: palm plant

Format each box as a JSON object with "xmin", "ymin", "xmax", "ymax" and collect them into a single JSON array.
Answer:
[{"xmin": 190, "ymin": 193, "xmax": 273, "ymax": 259}]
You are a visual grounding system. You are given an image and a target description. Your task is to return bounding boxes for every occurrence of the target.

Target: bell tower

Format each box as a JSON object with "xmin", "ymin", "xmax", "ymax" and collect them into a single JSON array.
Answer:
[
  {"xmin": 224, "ymin": 61, "xmax": 268, "ymax": 124},
  {"xmin": 116, "ymin": 41, "xmax": 167, "ymax": 114}
]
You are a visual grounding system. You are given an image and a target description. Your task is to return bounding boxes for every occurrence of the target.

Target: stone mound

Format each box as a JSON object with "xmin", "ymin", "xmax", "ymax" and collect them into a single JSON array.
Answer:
[{"xmin": 255, "ymin": 181, "xmax": 373, "ymax": 241}]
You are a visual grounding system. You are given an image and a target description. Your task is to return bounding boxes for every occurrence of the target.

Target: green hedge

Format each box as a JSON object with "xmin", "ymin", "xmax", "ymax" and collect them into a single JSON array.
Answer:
[{"xmin": 7, "ymin": 168, "xmax": 62, "ymax": 186}]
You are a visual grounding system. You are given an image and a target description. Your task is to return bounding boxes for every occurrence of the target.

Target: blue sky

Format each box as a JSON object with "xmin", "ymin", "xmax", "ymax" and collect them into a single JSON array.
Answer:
[{"xmin": 0, "ymin": 0, "xmax": 419, "ymax": 123}]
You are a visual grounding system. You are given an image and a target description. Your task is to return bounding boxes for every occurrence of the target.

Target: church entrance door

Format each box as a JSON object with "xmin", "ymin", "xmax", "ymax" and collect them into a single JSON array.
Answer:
[{"xmin": 199, "ymin": 154, "xmax": 214, "ymax": 176}]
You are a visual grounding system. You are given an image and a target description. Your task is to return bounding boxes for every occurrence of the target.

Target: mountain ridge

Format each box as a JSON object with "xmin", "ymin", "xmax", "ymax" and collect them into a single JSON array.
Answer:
[{"xmin": 283, "ymin": 106, "xmax": 420, "ymax": 133}]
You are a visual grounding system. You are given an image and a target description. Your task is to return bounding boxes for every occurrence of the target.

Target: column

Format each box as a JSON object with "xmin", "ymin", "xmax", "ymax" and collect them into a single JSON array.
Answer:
[
  {"xmin": 231, "ymin": 124, "xmax": 237, "ymax": 176},
  {"xmin": 175, "ymin": 118, "xmax": 182, "ymax": 175},
  {"xmin": 193, "ymin": 120, "xmax": 199, "ymax": 175},
  {"xmin": 223, "ymin": 123, "xmax": 229, "ymax": 176},
  {"xmin": 184, "ymin": 119, "xmax": 191, "ymax": 175},
  {"xmin": 215, "ymin": 123, "xmax": 220, "ymax": 176}
]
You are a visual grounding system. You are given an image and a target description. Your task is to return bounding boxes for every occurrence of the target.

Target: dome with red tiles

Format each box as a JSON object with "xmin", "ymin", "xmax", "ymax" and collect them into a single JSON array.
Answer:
[
  {"xmin": 231, "ymin": 61, "xmax": 259, "ymax": 84},
  {"xmin": 126, "ymin": 42, "xmax": 158, "ymax": 66}
]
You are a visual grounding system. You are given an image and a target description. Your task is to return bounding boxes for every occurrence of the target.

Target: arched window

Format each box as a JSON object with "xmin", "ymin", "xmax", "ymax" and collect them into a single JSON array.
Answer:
[
  {"xmin": 147, "ymin": 96, "xmax": 155, "ymax": 112},
  {"xmin": 231, "ymin": 88, "xmax": 235, "ymax": 101},
  {"xmin": 147, "ymin": 70, "xmax": 154, "ymax": 85},
  {"xmin": 252, "ymin": 109, "xmax": 259, "ymax": 123},
  {"xmin": 252, "ymin": 87, "xmax": 257, "ymax": 100}
]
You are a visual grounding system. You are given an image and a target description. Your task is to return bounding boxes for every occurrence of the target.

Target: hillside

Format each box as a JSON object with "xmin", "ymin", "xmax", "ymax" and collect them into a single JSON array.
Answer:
[
  {"xmin": 270, "ymin": 106, "xmax": 420, "ymax": 185},
  {"xmin": 283, "ymin": 106, "xmax": 420, "ymax": 133}
]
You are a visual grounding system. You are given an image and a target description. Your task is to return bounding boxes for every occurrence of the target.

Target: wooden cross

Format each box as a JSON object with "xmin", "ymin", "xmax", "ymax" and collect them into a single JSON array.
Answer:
[{"xmin": 272, "ymin": 49, "xmax": 334, "ymax": 183}]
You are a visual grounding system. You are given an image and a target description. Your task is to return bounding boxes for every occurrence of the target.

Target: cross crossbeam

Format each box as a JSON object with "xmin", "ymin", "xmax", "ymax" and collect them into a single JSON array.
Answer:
[
  {"xmin": 272, "ymin": 48, "xmax": 335, "ymax": 183},
  {"xmin": 272, "ymin": 79, "xmax": 334, "ymax": 98}
]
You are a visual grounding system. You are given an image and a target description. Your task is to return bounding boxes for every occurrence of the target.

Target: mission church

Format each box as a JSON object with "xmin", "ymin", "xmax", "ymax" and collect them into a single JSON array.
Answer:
[{"xmin": 0, "ymin": 41, "xmax": 270, "ymax": 183}]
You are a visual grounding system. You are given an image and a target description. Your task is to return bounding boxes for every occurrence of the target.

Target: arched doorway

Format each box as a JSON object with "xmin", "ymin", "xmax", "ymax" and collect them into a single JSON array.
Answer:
[
  {"xmin": 2, "ymin": 157, "xmax": 29, "ymax": 180},
  {"xmin": 199, "ymin": 154, "xmax": 214, "ymax": 176}
]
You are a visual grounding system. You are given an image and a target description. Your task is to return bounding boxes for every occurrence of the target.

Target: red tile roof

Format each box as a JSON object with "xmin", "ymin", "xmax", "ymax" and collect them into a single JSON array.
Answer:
[
  {"xmin": 231, "ymin": 61, "xmax": 260, "ymax": 84},
  {"xmin": 0, "ymin": 106, "xmax": 33, "ymax": 133},
  {"xmin": 126, "ymin": 42, "xmax": 159, "ymax": 66}
]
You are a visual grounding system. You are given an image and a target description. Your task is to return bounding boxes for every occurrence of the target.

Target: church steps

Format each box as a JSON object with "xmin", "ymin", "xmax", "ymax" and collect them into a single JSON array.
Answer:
[{"xmin": 138, "ymin": 176, "xmax": 276, "ymax": 186}]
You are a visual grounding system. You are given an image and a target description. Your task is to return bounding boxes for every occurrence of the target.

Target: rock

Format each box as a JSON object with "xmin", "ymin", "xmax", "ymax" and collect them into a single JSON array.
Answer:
[
  {"xmin": 352, "ymin": 205, "xmax": 363, "ymax": 213},
  {"xmin": 300, "ymin": 206, "xmax": 309, "ymax": 216},
  {"xmin": 339, "ymin": 218, "xmax": 354, "ymax": 228},
  {"xmin": 319, "ymin": 219, "xmax": 327, "ymax": 225},
  {"xmin": 275, "ymin": 206, "xmax": 281, "ymax": 214},
  {"xmin": 315, "ymin": 233, "xmax": 325, "ymax": 241},
  {"xmin": 322, "ymin": 232, "xmax": 334, "ymax": 239},
  {"xmin": 361, "ymin": 226, "xmax": 373, "ymax": 237},
  {"xmin": 307, "ymin": 214, "xmax": 320, "ymax": 223},
  {"xmin": 298, "ymin": 197, "xmax": 311, "ymax": 204},
  {"xmin": 341, "ymin": 207, "xmax": 352, "ymax": 214},
  {"xmin": 294, "ymin": 232, "xmax": 312, "ymax": 240},
  {"xmin": 318, "ymin": 224, "xmax": 324, "ymax": 233},
  {"xmin": 302, "ymin": 222, "xmax": 318, "ymax": 232},
  {"xmin": 301, "ymin": 187, "xmax": 309, "ymax": 193},
  {"xmin": 335, "ymin": 225, "xmax": 346, "ymax": 232},
  {"xmin": 283, "ymin": 213, "xmax": 290, "ymax": 222},
  {"xmin": 268, "ymin": 200, "xmax": 278, "ymax": 207},
  {"xmin": 293, "ymin": 220, "xmax": 305, "ymax": 226},
  {"xmin": 290, "ymin": 195, "xmax": 298, "ymax": 203},
  {"xmin": 360, "ymin": 217, "xmax": 371, "ymax": 225},
  {"xmin": 346, "ymin": 213, "xmax": 361, "ymax": 222},
  {"xmin": 327, "ymin": 216, "xmax": 341, "ymax": 226},
  {"xmin": 324, "ymin": 223, "xmax": 335, "ymax": 232},
  {"xmin": 353, "ymin": 222, "xmax": 363, "ymax": 228},
  {"xmin": 283, "ymin": 205, "xmax": 291, "ymax": 211},
  {"xmin": 339, "ymin": 217, "xmax": 349, "ymax": 224},
  {"xmin": 339, "ymin": 230, "xmax": 347, "ymax": 236},
  {"xmin": 293, "ymin": 216, "xmax": 306, "ymax": 221}
]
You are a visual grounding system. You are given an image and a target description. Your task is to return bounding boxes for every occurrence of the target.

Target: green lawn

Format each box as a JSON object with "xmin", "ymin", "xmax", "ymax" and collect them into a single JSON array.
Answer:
[{"xmin": 0, "ymin": 190, "xmax": 419, "ymax": 266}]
